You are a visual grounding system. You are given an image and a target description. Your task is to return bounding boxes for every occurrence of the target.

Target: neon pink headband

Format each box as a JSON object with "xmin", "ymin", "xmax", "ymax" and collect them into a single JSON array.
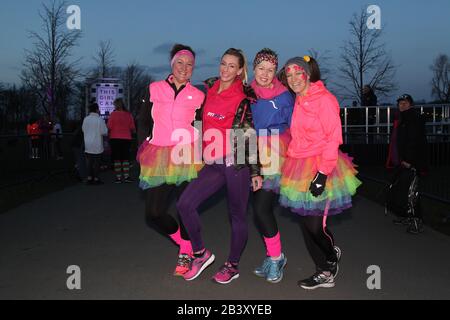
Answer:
[{"xmin": 171, "ymin": 50, "xmax": 195, "ymax": 68}]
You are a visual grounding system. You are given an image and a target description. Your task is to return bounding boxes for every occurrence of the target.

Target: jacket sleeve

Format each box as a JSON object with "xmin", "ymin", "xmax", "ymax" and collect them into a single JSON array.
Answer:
[
  {"xmin": 137, "ymin": 100, "xmax": 153, "ymax": 146},
  {"xmin": 405, "ymin": 113, "xmax": 427, "ymax": 170},
  {"xmin": 318, "ymin": 95, "xmax": 343, "ymax": 175},
  {"xmin": 233, "ymin": 98, "xmax": 260, "ymax": 177}
]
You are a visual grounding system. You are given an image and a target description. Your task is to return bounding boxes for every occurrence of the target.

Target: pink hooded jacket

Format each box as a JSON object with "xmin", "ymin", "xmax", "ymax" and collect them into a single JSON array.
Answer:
[{"xmin": 288, "ymin": 81, "xmax": 343, "ymax": 175}]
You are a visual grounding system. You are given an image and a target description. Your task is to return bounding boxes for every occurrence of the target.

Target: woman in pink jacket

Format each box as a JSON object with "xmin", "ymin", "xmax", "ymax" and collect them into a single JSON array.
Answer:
[
  {"xmin": 137, "ymin": 44, "xmax": 205, "ymax": 276},
  {"xmin": 279, "ymin": 56, "xmax": 361, "ymax": 290}
]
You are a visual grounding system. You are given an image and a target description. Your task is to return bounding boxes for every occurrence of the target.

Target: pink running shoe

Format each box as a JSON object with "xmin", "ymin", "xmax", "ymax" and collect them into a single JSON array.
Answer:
[
  {"xmin": 174, "ymin": 254, "xmax": 192, "ymax": 276},
  {"xmin": 183, "ymin": 249, "xmax": 215, "ymax": 281},
  {"xmin": 212, "ymin": 262, "xmax": 239, "ymax": 284}
]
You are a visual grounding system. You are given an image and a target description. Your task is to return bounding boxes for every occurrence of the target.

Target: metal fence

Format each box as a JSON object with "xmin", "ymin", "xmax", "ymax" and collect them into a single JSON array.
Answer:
[{"xmin": 341, "ymin": 104, "xmax": 450, "ymax": 144}]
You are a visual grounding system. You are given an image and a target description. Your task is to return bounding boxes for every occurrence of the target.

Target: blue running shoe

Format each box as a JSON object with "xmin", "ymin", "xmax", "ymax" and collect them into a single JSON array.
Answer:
[
  {"xmin": 266, "ymin": 253, "xmax": 287, "ymax": 283},
  {"xmin": 253, "ymin": 256, "xmax": 272, "ymax": 278}
]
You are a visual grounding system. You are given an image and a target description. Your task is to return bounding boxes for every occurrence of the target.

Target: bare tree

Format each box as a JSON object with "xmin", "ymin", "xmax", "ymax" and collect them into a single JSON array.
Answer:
[
  {"xmin": 93, "ymin": 40, "xmax": 116, "ymax": 78},
  {"xmin": 430, "ymin": 54, "xmax": 450, "ymax": 103},
  {"xmin": 123, "ymin": 62, "xmax": 153, "ymax": 117},
  {"xmin": 21, "ymin": 0, "xmax": 81, "ymax": 119},
  {"xmin": 2, "ymin": 85, "xmax": 38, "ymax": 133},
  {"xmin": 337, "ymin": 8, "xmax": 397, "ymax": 104}
]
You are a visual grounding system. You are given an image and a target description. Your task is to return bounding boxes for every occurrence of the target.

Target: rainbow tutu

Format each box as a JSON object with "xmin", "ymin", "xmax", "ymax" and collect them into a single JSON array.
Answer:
[
  {"xmin": 258, "ymin": 130, "xmax": 291, "ymax": 192},
  {"xmin": 279, "ymin": 150, "xmax": 361, "ymax": 216},
  {"xmin": 137, "ymin": 139, "xmax": 203, "ymax": 189}
]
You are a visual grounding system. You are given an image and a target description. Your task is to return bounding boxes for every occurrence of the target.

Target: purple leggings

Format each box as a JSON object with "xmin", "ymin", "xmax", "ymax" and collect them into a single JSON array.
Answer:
[{"xmin": 177, "ymin": 163, "xmax": 250, "ymax": 264}]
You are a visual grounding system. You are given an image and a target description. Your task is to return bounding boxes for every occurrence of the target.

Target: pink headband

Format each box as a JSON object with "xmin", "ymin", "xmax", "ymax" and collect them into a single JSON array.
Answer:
[{"xmin": 171, "ymin": 49, "xmax": 195, "ymax": 68}]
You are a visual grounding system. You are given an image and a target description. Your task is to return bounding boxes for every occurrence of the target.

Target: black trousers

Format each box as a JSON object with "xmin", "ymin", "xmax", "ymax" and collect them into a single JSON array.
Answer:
[
  {"xmin": 299, "ymin": 215, "xmax": 336, "ymax": 272},
  {"xmin": 85, "ymin": 153, "xmax": 101, "ymax": 180}
]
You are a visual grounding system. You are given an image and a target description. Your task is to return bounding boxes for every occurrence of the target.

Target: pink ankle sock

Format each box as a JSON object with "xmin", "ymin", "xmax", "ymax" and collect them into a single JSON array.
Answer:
[
  {"xmin": 264, "ymin": 232, "xmax": 282, "ymax": 258},
  {"xmin": 169, "ymin": 228, "xmax": 193, "ymax": 255},
  {"xmin": 179, "ymin": 239, "xmax": 193, "ymax": 255},
  {"xmin": 169, "ymin": 228, "xmax": 182, "ymax": 246}
]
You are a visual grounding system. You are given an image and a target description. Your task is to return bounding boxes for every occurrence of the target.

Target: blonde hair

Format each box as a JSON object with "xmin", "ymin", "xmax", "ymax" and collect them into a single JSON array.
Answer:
[{"xmin": 222, "ymin": 48, "xmax": 248, "ymax": 84}]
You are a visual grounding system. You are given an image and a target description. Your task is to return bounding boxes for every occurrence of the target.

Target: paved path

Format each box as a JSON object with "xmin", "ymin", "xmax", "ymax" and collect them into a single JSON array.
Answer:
[{"xmin": 1, "ymin": 176, "xmax": 449, "ymax": 300}]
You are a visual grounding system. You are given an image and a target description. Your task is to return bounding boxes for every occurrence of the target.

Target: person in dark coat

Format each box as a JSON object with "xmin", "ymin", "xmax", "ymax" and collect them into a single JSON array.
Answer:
[{"xmin": 386, "ymin": 94, "xmax": 427, "ymax": 234}]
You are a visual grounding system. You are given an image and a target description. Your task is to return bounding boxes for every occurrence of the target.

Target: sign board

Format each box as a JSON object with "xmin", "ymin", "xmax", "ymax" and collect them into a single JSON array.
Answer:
[
  {"xmin": 97, "ymin": 86, "xmax": 118, "ymax": 115},
  {"xmin": 89, "ymin": 79, "xmax": 124, "ymax": 118}
]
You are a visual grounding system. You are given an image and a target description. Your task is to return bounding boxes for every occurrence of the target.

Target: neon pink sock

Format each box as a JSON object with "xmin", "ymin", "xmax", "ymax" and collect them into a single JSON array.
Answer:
[
  {"xmin": 263, "ymin": 232, "xmax": 282, "ymax": 258},
  {"xmin": 169, "ymin": 228, "xmax": 182, "ymax": 246},
  {"xmin": 179, "ymin": 238, "xmax": 193, "ymax": 255},
  {"xmin": 169, "ymin": 228, "xmax": 193, "ymax": 255}
]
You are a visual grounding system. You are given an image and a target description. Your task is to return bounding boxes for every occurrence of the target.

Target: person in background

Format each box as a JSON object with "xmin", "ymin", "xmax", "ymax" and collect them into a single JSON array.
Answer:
[
  {"xmin": 386, "ymin": 94, "xmax": 427, "ymax": 234},
  {"xmin": 51, "ymin": 118, "xmax": 63, "ymax": 160},
  {"xmin": 38, "ymin": 115, "xmax": 53, "ymax": 159},
  {"xmin": 27, "ymin": 118, "xmax": 41, "ymax": 159},
  {"xmin": 82, "ymin": 103, "xmax": 108, "ymax": 185},
  {"xmin": 107, "ymin": 98, "xmax": 136, "ymax": 183}
]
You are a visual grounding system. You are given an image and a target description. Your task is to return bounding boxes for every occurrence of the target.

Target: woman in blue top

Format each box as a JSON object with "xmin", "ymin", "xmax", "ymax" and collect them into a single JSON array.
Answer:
[{"xmin": 250, "ymin": 48, "xmax": 294, "ymax": 283}]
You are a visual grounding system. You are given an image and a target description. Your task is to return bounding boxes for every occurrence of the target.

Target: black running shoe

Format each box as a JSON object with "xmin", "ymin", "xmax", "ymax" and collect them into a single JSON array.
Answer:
[{"xmin": 298, "ymin": 271, "xmax": 335, "ymax": 290}]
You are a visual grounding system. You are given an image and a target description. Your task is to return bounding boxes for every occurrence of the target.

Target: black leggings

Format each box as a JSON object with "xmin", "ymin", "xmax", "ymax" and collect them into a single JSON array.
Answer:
[
  {"xmin": 253, "ymin": 189, "xmax": 279, "ymax": 238},
  {"xmin": 145, "ymin": 182, "xmax": 190, "ymax": 240},
  {"xmin": 299, "ymin": 215, "xmax": 336, "ymax": 271},
  {"xmin": 110, "ymin": 139, "xmax": 131, "ymax": 161}
]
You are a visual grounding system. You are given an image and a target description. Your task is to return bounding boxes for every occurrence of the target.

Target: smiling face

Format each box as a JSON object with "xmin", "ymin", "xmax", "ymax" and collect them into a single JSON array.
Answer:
[
  {"xmin": 254, "ymin": 60, "xmax": 276, "ymax": 88},
  {"xmin": 285, "ymin": 63, "xmax": 310, "ymax": 96},
  {"xmin": 171, "ymin": 54, "xmax": 194, "ymax": 87},
  {"xmin": 219, "ymin": 54, "xmax": 243, "ymax": 85}
]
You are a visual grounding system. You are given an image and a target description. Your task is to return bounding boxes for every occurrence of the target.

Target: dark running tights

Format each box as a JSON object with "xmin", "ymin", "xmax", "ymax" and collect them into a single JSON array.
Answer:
[
  {"xmin": 145, "ymin": 183, "xmax": 190, "ymax": 240},
  {"xmin": 299, "ymin": 215, "xmax": 336, "ymax": 271},
  {"xmin": 252, "ymin": 189, "xmax": 279, "ymax": 238}
]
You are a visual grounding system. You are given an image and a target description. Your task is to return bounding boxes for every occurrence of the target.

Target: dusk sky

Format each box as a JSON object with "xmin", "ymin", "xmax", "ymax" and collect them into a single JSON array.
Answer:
[{"xmin": 1, "ymin": 0, "xmax": 450, "ymax": 104}]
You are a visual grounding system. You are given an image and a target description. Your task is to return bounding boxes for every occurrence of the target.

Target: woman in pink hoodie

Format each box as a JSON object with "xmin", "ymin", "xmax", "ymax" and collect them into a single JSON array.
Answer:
[{"xmin": 279, "ymin": 56, "xmax": 361, "ymax": 290}]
